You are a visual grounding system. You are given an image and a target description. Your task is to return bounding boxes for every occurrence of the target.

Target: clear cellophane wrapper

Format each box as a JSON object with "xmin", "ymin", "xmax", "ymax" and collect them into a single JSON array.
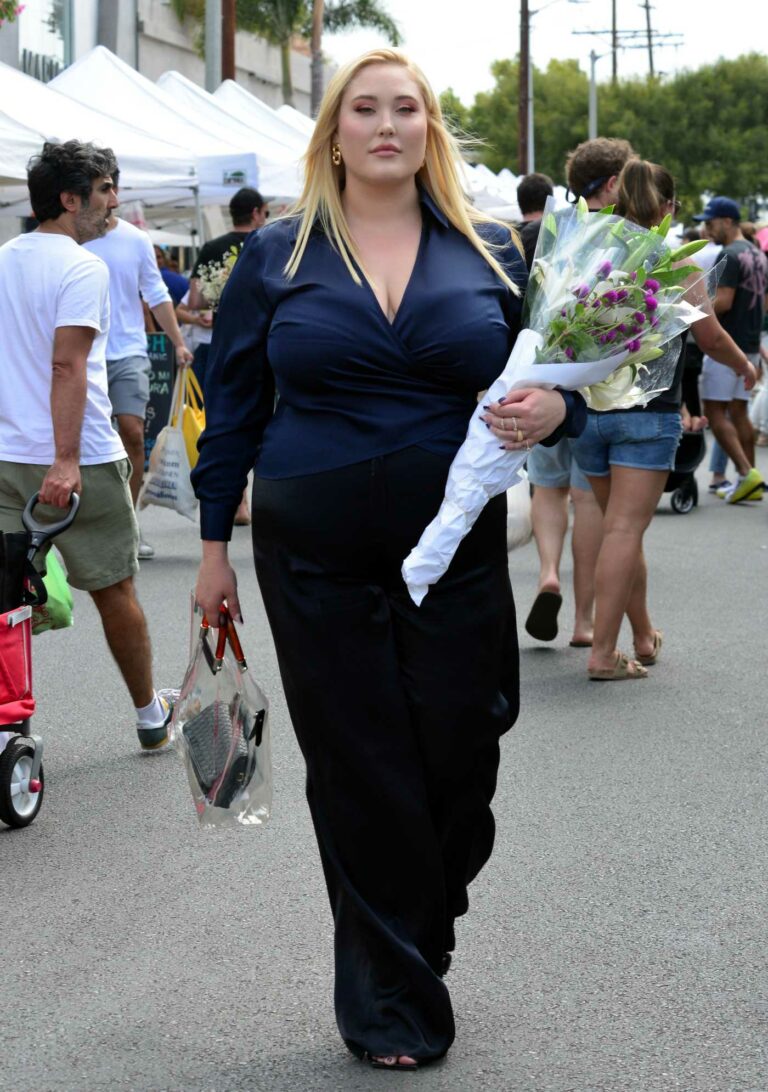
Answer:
[{"xmin": 172, "ymin": 598, "xmax": 271, "ymax": 829}]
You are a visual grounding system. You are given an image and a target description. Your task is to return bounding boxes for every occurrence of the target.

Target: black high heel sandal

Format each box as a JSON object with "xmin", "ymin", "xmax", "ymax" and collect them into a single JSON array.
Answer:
[{"xmin": 364, "ymin": 1052, "xmax": 420, "ymax": 1071}]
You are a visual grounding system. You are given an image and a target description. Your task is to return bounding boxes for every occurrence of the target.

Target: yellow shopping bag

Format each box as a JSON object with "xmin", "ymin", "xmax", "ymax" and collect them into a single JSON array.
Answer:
[{"xmin": 172, "ymin": 369, "xmax": 205, "ymax": 470}]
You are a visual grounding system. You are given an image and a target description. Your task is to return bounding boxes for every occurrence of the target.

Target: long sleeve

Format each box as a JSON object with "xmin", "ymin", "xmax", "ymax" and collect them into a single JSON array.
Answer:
[{"xmin": 191, "ymin": 232, "xmax": 277, "ymax": 540}]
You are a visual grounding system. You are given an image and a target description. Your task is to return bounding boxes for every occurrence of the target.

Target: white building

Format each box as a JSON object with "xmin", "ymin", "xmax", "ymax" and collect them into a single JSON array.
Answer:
[{"xmin": 0, "ymin": 0, "xmax": 316, "ymax": 112}]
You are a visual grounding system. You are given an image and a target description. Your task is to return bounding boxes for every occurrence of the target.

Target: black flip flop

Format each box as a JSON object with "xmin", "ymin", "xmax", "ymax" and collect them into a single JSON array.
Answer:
[{"xmin": 524, "ymin": 590, "xmax": 562, "ymax": 642}]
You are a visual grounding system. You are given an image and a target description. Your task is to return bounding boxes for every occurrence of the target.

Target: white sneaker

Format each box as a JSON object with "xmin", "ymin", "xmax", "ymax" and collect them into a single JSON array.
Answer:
[{"xmin": 138, "ymin": 538, "xmax": 155, "ymax": 560}]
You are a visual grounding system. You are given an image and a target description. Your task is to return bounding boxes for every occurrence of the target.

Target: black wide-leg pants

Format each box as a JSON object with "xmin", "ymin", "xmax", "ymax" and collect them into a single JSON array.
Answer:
[{"xmin": 251, "ymin": 446, "xmax": 519, "ymax": 1062}]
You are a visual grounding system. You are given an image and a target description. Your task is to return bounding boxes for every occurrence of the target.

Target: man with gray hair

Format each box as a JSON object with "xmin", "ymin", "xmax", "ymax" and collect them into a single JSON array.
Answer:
[{"xmin": 0, "ymin": 141, "xmax": 174, "ymax": 751}]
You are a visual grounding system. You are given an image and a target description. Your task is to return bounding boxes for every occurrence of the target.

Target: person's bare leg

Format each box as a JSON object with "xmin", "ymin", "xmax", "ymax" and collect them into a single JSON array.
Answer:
[
  {"xmin": 116, "ymin": 413, "xmax": 146, "ymax": 507},
  {"xmin": 730, "ymin": 399, "xmax": 756, "ymax": 469},
  {"xmin": 90, "ymin": 577, "xmax": 154, "ymax": 707},
  {"xmin": 530, "ymin": 484, "xmax": 569, "ymax": 594},
  {"xmin": 587, "ymin": 467, "xmax": 667, "ymax": 673},
  {"xmin": 570, "ymin": 485, "xmax": 602, "ymax": 645},
  {"xmin": 703, "ymin": 400, "xmax": 750, "ymax": 478}
]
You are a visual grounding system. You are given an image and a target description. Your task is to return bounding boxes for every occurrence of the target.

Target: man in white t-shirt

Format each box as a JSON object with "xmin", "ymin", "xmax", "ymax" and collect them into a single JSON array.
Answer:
[
  {"xmin": 85, "ymin": 168, "xmax": 193, "ymax": 558},
  {"xmin": 0, "ymin": 140, "xmax": 175, "ymax": 752}
]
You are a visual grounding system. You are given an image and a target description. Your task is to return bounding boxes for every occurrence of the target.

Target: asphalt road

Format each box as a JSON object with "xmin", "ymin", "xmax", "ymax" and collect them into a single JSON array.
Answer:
[{"xmin": 2, "ymin": 449, "xmax": 767, "ymax": 1092}]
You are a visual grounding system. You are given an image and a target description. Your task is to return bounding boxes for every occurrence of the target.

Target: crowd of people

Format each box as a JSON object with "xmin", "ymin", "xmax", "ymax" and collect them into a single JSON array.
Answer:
[{"xmin": 0, "ymin": 45, "xmax": 766, "ymax": 1073}]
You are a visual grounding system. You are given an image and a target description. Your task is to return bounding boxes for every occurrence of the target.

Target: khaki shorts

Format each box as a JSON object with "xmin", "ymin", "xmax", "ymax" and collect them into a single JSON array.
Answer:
[{"xmin": 0, "ymin": 459, "xmax": 139, "ymax": 591}]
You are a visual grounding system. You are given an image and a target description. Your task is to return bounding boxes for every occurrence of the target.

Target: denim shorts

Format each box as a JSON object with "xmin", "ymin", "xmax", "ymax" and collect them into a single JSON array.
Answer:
[
  {"xmin": 526, "ymin": 437, "xmax": 590, "ymax": 490},
  {"xmin": 570, "ymin": 411, "xmax": 683, "ymax": 477}
]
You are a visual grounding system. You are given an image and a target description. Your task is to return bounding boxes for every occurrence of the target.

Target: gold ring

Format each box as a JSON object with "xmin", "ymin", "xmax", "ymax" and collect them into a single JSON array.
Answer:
[
  {"xmin": 525, "ymin": 440, "xmax": 531, "ymax": 451},
  {"xmin": 511, "ymin": 416, "xmax": 518, "ymax": 432},
  {"xmin": 516, "ymin": 429, "xmax": 524, "ymax": 443}
]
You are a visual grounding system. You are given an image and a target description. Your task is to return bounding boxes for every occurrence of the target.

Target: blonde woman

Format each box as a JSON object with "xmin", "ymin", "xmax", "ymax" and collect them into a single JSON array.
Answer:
[{"xmin": 193, "ymin": 50, "xmax": 584, "ymax": 1069}]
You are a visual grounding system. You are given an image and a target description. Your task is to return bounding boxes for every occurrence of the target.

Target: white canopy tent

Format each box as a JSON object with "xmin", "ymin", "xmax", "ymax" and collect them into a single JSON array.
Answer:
[
  {"xmin": 277, "ymin": 103, "xmax": 316, "ymax": 139},
  {"xmin": 156, "ymin": 69, "xmax": 306, "ymax": 199},
  {"xmin": 0, "ymin": 60, "xmax": 197, "ymax": 216},
  {"xmin": 50, "ymin": 47, "xmax": 261, "ymax": 204},
  {"xmin": 0, "ymin": 113, "xmax": 47, "ymax": 185},
  {"xmin": 214, "ymin": 80, "xmax": 310, "ymax": 157}
]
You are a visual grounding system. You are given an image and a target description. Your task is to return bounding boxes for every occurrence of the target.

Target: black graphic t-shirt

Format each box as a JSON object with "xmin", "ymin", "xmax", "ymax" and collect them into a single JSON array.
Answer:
[{"xmin": 719, "ymin": 239, "xmax": 767, "ymax": 352}]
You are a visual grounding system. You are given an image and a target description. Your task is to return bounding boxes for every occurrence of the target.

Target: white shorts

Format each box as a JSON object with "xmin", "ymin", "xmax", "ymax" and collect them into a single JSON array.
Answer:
[{"xmin": 699, "ymin": 352, "xmax": 757, "ymax": 403}]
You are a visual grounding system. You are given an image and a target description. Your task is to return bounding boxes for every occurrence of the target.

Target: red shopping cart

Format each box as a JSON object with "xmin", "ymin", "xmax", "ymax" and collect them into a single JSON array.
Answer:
[{"xmin": 0, "ymin": 493, "xmax": 79, "ymax": 828}]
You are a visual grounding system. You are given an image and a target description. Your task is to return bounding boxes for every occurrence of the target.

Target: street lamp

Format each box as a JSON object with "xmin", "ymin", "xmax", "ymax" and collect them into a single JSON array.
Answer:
[{"xmin": 588, "ymin": 49, "xmax": 608, "ymax": 139}]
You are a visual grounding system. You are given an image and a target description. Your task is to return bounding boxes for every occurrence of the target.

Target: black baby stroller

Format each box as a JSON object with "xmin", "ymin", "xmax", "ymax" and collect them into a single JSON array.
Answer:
[
  {"xmin": 664, "ymin": 429, "xmax": 706, "ymax": 514},
  {"xmin": 0, "ymin": 493, "xmax": 79, "ymax": 828}
]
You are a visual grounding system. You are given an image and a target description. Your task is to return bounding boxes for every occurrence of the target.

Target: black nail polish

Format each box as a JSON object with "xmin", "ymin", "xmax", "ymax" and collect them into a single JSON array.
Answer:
[
  {"xmin": 498, "ymin": 397, "xmax": 507, "ymax": 404},
  {"xmin": 485, "ymin": 422, "xmax": 491, "ymax": 429}
]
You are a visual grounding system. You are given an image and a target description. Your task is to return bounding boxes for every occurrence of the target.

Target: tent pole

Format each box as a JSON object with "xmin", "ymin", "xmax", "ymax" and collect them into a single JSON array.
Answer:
[{"xmin": 193, "ymin": 186, "xmax": 204, "ymax": 260}]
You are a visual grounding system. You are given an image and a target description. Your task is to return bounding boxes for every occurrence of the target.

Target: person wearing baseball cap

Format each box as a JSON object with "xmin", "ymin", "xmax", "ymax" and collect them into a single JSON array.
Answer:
[
  {"xmin": 692, "ymin": 196, "xmax": 742, "ymax": 223},
  {"xmin": 695, "ymin": 196, "xmax": 767, "ymax": 503}
]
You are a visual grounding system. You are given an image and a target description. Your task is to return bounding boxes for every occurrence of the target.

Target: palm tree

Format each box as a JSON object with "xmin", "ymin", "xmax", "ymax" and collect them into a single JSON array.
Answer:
[{"xmin": 171, "ymin": 0, "xmax": 401, "ymax": 109}]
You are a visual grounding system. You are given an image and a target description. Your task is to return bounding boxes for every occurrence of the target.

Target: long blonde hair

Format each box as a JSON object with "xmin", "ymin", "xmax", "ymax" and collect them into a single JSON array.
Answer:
[{"xmin": 284, "ymin": 49, "xmax": 521, "ymax": 294}]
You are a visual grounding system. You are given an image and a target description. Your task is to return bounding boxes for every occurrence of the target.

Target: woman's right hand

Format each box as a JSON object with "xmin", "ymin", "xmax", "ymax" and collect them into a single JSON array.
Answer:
[{"xmin": 196, "ymin": 543, "xmax": 242, "ymax": 623}]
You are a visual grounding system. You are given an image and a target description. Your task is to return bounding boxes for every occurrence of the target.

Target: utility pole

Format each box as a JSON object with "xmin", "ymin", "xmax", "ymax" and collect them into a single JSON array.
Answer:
[
  {"xmin": 642, "ymin": 0, "xmax": 654, "ymax": 77},
  {"xmin": 205, "ymin": 0, "xmax": 222, "ymax": 92},
  {"xmin": 222, "ymin": 0, "xmax": 236, "ymax": 82},
  {"xmin": 519, "ymin": 0, "xmax": 530, "ymax": 175}
]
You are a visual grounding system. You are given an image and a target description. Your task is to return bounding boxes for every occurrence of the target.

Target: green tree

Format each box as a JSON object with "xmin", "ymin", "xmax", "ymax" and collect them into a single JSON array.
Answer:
[
  {"xmin": 439, "ymin": 87, "xmax": 470, "ymax": 134},
  {"xmin": 448, "ymin": 52, "xmax": 768, "ymax": 212},
  {"xmin": 171, "ymin": 0, "xmax": 400, "ymax": 108}
]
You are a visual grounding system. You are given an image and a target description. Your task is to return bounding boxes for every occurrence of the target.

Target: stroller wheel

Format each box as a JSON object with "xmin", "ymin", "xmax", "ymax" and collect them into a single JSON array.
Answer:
[
  {"xmin": 0, "ymin": 736, "xmax": 45, "ymax": 828},
  {"xmin": 671, "ymin": 487, "xmax": 695, "ymax": 514}
]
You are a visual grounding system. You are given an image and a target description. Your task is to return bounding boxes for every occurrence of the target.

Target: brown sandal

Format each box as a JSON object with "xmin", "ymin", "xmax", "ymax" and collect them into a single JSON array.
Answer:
[
  {"xmin": 588, "ymin": 651, "xmax": 648, "ymax": 681},
  {"xmin": 635, "ymin": 630, "xmax": 662, "ymax": 666}
]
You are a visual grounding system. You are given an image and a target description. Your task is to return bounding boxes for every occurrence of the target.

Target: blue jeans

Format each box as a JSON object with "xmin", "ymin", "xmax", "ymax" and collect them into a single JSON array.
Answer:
[{"xmin": 571, "ymin": 411, "xmax": 683, "ymax": 477}]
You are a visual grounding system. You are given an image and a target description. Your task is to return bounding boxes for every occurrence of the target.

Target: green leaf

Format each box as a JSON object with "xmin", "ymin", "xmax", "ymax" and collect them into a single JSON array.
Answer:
[
  {"xmin": 670, "ymin": 239, "xmax": 709, "ymax": 261},
  {"xmin": 598, "ymin": 204, "xmax": 616, "ymax": 215},
  {"xmin": 656, "ymin": 213, "xmax": 672, "ymax": 236},
  {"xmin": 543, "ymin": 212, "xmax": 558, "ymax": 237}
]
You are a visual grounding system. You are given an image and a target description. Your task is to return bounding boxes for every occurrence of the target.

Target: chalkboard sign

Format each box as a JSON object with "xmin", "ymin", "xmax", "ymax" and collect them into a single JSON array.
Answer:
[{"xmin": 144, "ymin": 333, "xmax": 176, "ymax": 469}]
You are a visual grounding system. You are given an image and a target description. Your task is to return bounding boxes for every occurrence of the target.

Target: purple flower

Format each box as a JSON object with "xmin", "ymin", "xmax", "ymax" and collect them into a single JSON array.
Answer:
[
  {"xmin": 560, "ymin": 308, "xmax": 567, "ymax": 317},
  {"xmin": 564, "ymin": 346, "xmax": 575, "ymax": 360},
  {"xmin": 645, "ymin": 278, "xmax": 660, "ymax": 292},
  {"xmin": 599, "ymin": 333, "xmax": 608, "ymax": 344},
  {"xmin": 630, "ymin": 271, "xmax": 638, "ymax": 282},
  {"xmin": 626, "ymin": 338, "xmax": 642, "ymax": 352},
  {"xmin": 605, "ymin": 330, "xmax": 617, "ymax": 342},
  {"xmin": 598, "ymin": 260, "xmax": 613, "ymax": 276},
  {"xmin": 617, "ymin": 289, "xmax": 629, "ymax": 301},
  {"xmin": 650, "ymin": 315, "xmax": 660, "ymax": 328},
  {"xmin": 592, "ymin": 299, "xmax": 601, "ymax": 308},
  {"xmin": 644, "ymin": 294, "xmax": 659, "ymax": 311},
  {"xmin": 603, "ymin": 290, "xmax": 619, "ymax": 304},
  {"xmin": 633, "ymin": 312, "xmax": 646, "ymax": 324},
  {"xmin": 618, "ymin": 323, "xmax": 627, "ymax": 333},
  {"xmin": 573, "ymin": 283, "xmax": 590, "ymax": 299},
  {"xmin": 631, "ymin": 325, "xmax": 642, "ymax": 336}
]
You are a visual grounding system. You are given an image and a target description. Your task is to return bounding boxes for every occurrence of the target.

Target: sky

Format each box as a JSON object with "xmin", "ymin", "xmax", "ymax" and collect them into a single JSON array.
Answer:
[{"xmin": 324, "ymin": 0, "xmax": 762, "ymax": 103}]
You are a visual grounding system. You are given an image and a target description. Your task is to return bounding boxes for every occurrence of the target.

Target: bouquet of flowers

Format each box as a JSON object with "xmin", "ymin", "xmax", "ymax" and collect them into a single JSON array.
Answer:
[
  {"xmin": 196, "ymin": 244, "xmax": 240, "ymax": 308},
  {"xmin": 401, "ymin": 198, "xmax": 716, "ymax": 605}
]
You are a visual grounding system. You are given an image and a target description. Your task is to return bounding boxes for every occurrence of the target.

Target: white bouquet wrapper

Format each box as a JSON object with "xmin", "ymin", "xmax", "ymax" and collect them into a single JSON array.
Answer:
[{"xmin": 402, "ymin": 329, "xmax": 632, "ymax": 605}]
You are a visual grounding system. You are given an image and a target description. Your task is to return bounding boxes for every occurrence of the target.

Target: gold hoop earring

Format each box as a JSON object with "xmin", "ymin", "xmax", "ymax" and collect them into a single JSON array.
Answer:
[{"xmin": 332, "ymin": 143, "xmax": 342, "ymax": 167}]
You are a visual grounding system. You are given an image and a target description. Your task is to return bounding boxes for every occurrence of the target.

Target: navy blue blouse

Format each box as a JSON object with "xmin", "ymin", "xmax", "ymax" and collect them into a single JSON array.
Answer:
[{"xmin": 193, "ymin": 188, "xmax": 585, "ymax": 540}]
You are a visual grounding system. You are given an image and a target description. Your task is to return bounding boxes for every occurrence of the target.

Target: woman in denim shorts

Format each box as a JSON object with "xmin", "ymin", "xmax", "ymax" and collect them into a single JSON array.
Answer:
[{"xmin": 572, "ymin": 160, "xmax": 755, "ymax": 680}]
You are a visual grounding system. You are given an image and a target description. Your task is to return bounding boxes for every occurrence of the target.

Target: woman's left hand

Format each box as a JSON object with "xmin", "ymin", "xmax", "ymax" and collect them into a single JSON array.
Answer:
[{"xmin": 482, "ymin": 388, "xmax": 567, "ymax": 451}]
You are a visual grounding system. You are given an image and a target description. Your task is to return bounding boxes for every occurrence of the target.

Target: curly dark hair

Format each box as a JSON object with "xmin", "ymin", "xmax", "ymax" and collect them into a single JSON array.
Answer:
[
  {"xmin": 565, "ymin": 137, "xmax": 636, "ymax": 200},
  {"xmin": 27, "ymin": 140, "xmax": 117, "ymax": 223}
]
